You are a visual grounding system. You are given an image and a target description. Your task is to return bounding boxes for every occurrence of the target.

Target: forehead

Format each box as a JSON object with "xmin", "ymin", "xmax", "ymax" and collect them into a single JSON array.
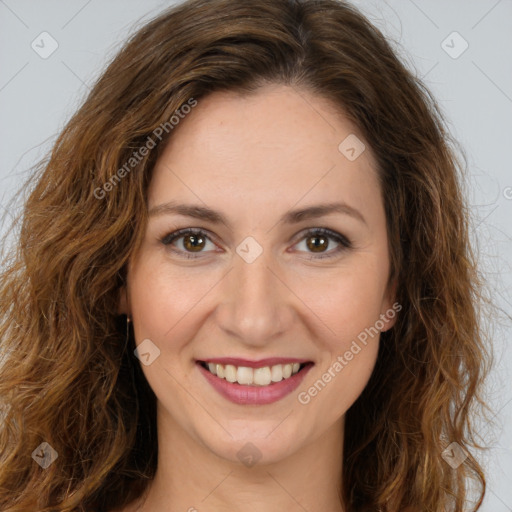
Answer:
[{"xmin": 148, "ymin": 84, "xmax": 381, "ymax": 224}]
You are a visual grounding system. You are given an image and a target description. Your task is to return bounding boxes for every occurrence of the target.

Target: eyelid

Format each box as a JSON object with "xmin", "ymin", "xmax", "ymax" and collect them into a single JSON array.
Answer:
[
  {"xmin": 160, "ymin": 226, "xmax": 352, "ymax": 260},
  {"xmin": 161, "ymin": 227, "xmax": 219, "ymax": 247},
  {"xmin": 290, "ymin": 227, "xmax": 352, "ymax": 259}
]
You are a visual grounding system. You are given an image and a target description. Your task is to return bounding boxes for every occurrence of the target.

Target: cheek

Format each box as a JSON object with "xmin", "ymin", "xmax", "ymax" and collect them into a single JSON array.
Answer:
[
  {"xmin": 300, "ymin": 273, "xmax": 382, "ymax": 419},
  {"xmin": 128, "ymin": 251, "xmax": 214, "ymax": 344},
  {"xmin": 297, "ymin": 259, "xmax": 385, "ymax": 407},
  {"xmin": 129, "ymin": 274, "xmax": 171, "ymax": 342},
  {"xmin": 304, "ymin": 258, "xmax": 388, "ymax": 344},
  {"xmin": 318, "ymin": 341, "xmax": 379, "ymax": 419}
]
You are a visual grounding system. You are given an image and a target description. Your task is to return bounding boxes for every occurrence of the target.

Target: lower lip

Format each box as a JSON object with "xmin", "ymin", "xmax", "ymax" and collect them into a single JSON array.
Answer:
[{"xmin": 197, "ymin": 362, "xmax": 314, "ymax": 405}]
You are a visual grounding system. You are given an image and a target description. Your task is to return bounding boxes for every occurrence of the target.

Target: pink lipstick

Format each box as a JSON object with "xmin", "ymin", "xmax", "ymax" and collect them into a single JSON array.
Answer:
[{"xmin": 196, "ymin": 359, "xmax": 314, "ymax": 405}]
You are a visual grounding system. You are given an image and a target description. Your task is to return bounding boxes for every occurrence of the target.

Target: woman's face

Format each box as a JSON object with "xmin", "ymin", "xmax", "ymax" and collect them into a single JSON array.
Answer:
[{"xmin": 121, "ymin": 84, "xmax": 396, "ymax": 465}]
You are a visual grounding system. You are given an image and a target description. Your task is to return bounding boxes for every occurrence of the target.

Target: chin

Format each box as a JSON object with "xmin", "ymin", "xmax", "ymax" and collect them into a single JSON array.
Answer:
[{"xmin": 198, "ymin": 419, "xmax": 306, "ymax": 466}]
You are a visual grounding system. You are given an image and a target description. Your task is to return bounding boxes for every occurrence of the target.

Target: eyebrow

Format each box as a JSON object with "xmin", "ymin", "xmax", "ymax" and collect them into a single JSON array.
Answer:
[{"xmin": 148, "ymin": 201, "xmax": 367, "ymax": 227}]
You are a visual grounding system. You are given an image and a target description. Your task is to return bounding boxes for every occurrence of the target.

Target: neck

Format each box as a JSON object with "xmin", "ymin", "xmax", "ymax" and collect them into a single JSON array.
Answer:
[{"xmin": 135, "ymin": 404, "xmax": 346, "ymax": 512}]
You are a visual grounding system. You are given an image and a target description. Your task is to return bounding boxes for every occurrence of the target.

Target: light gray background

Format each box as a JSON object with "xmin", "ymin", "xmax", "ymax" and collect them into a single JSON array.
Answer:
[{"xmin": 0, "ymin": 0, "xmax": 511, "ymax": 509}]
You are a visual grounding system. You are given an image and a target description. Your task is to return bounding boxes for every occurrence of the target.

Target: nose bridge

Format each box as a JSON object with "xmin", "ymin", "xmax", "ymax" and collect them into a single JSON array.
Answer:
[{"xmin": 217, "ymin": 244, "xmax": 290, "ymax": 344}]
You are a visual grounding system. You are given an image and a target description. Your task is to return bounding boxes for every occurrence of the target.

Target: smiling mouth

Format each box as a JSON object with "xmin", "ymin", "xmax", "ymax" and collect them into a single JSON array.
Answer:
[{"xmin": 197, "ymin": 361, "xmax": 312, "ymax": 387}]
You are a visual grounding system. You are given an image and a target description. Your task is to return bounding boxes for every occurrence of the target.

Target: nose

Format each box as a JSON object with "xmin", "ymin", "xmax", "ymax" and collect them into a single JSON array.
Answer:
[{"xmin": 214, "ymin": 245, "xmax": 294, "ymax": 347}]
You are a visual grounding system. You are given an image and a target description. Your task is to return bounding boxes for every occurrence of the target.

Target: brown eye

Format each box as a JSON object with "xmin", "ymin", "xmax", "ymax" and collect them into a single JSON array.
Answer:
[
  {"xmin": 161, "ymin": 227, "xmax": 352, "ymax": 261},
  {"xmin": 294, "ymin": 228, "xmax": 352, "ymax": 260},
  {"xmin": 182, "ymin": 233, "xmax": 206, "ymax": 252},
  {"xmin": 161, "ymin": 228, "xmax": 216, "ymax": 258},
  {"xmin": 305, "ymin": 233, "xmax": 330, "ymax": 253}
]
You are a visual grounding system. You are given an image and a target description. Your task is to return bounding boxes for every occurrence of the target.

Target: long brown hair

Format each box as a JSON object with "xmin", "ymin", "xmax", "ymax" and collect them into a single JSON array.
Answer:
[{"xmin": 0, "ymin": 0, "xmax": 492, "ymax": 510}]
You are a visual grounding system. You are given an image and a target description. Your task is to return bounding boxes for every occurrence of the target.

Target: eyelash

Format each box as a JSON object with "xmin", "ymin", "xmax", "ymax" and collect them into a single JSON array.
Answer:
[{"xmin": 160, "ymin": 227, "xmax": 352, "ymax": 260}]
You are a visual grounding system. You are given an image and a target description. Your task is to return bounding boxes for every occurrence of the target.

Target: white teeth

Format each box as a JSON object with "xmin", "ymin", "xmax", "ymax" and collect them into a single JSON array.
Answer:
[
  {"xmin": 253, "ymin": 367, "xmax": 272, "ymax": 386},
  {"xmin": 236, "ymin": 366, "xmax": 253, "ymax": 385},
  {"xmin": 203, "ymin": 361, "xmax": 304, "ymax": 386},
  {"xmin": 224, "ymin": 364, "xmax": 237, "ymax": 383},
  {"xmin": 271, "ymin": 365, "xmax": 283, "ymax": 382}
]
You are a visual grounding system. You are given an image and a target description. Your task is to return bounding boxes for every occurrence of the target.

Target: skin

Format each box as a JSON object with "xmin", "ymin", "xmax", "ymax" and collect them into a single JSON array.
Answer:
[{"xmin": 117, "ymin": 83, "xmax": 397, "ymax": 512}]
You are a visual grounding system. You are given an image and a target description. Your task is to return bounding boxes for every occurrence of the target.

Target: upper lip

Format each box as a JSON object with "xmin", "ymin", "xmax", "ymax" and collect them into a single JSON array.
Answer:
[{"xmin": 197, "ymin": 357, "xmax": 313, "ymax": 369}]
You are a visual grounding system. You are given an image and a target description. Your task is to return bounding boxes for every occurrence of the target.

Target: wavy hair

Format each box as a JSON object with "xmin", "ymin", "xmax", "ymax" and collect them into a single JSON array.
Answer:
[{"xmin": 0, "ymin": 0, "xmax": 492, "ymax": 510}]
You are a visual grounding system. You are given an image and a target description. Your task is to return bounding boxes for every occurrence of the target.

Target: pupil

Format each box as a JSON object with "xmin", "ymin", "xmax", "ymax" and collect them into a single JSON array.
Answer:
[
  {"xmin": 184, "ymin": 234, "xmax": 205, "ymax": 252},
  {"xmin": 307, "ymin": 235, "xmax": 327, "ymax": 252}
]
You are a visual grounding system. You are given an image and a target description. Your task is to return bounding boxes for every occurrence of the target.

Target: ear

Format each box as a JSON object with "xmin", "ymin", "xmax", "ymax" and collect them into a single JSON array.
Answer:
[{"xmin": 380, "ymin": 277, "xmax": 399, "ymax": 332}]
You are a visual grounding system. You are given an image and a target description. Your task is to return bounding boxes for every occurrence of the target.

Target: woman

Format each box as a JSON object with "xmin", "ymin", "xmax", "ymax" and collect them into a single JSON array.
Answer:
[{"xmin": 0, "ymin": 0, "xmax": 491, "ymax": 510}]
